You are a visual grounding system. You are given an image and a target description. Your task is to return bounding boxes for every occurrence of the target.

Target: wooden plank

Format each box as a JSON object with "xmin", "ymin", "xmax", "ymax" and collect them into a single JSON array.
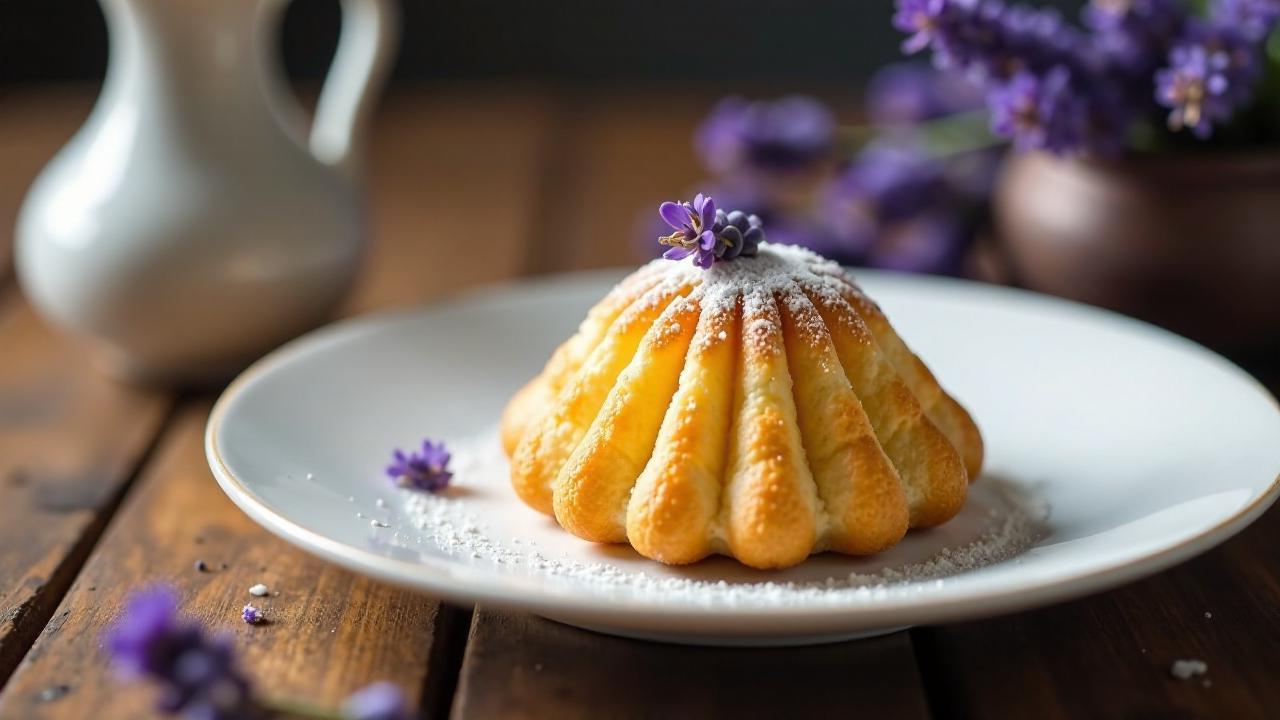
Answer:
[
  {"xmin": 453, "ymin": 609, "xmax": 930, "ymax": 720},
  {"xmin": 913, "ymin": 366, "xmax": 1280, "ymax": 718},
  {"xmin": 0, "ymin": 86, "xmax": 97, "ymax": 279},
  {"xmin": 0, "ymin": 289, "xmax": 171, "ymax": 688},
  {"xmin": 0, "ymin": 403, "xmax": 461, "ymax": 719},
  {"xmin": 914, "ymin": 505, "xmax": 1280, "ymax": 719},
  {"xmin": 0, "ymin": 84, "xmax": 556, "ymax": 716},
  {"xmin": 345, "ymin": 84, "xmax": 556, "ymax": 312}
]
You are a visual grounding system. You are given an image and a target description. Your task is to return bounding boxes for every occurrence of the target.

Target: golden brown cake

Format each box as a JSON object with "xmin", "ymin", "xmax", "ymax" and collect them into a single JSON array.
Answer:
[{"xmin": 501, "ymin": 241, "xmax": 983, "ymax": 569}]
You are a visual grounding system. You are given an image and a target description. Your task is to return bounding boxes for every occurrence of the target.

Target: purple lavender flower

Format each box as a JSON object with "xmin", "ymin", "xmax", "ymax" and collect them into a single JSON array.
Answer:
[
  {"xmin": 717, "ymin": 210, "xmax": 766, "ymax": 261},
  {"xmin": 241, "ymin": 605, "xmax": 263, "ymax": 625},
  {"xmin": 868, "ymin": 212, "xmax": 970, "ymax": 275},
  {"xmin": 659, "ymin": 194, "xmax": 719, "ymax": 268},
  {"xmin": 1215, "ymin": 0, "xmax": 1280, "ymax": 41},
  {"xmin": 640, "ymin": 181, "xmax": 827, "ymax": 261},
  {"xmin": 386, "ymin": 439, "xmax": 452, "ymax": 493},
  {"xmin": 895, "ymin": 0, "xmax": 1094, "ymax": 81},
  {"xmin": 1155, "ymin": 47, "xmax": 1227, "ymax": 137},
  {"xmin": 343, "ymin": 682, "xmax": 411, "ymax": 720},
  {"xmin": 836, "ymin": 144, "xmax": 947, "ymax": 222},
  {"xmin": 658, "ymin": 194, "xmax": 763, "ymax": 268},
  {"xmin": 1083, "ymin": 0, "xmax": 1187, "ymax": 75},
  {"xmin": 866, "ymin": 62, "xmax": 985, "ymax": 125},
  {"xmin": 987, "ymin": 67, "xmax": 1089, "ymax": 152},
  {"xmin": 817, "ymin": 138, "xmax": 982, "ymax": 274},
  {"xmin": 106, "ymin": 587, "xmax": 262, "ymax": 720},
  {"xmin": 1155, "ymin": 21, "xmax": 1262, "ymax": 137},
  {"xmin": 814, "ymin": 188, "xmax": 878, "ymax": 265},
  {"xmin": 695, "ymin": 96, "xmax": 834, "ymax": 175},
  {"xmin": 892, "ymin": 0, "xmax": 1136, "ymax": 155},
  {"xmin": 893, "ymin": 0, "xmax": 949, "ymax": 55}
]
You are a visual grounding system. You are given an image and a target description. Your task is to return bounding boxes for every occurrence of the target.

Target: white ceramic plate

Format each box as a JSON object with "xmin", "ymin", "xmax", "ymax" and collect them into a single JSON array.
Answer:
[{"xmin": 207, "ymin": 270, "xmax": 1280, "ymax": 645}]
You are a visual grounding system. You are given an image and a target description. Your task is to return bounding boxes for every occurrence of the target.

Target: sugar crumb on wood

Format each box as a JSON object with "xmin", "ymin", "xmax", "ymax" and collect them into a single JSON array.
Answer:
[{"xmin": 1170, "ymin": 659, "xmax": 1208, "ymax": 680}]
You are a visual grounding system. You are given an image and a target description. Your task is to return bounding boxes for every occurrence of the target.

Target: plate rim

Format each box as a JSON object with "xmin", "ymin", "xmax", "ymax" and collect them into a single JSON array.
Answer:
[{"xmin": 205, "ymin": 268, "xmax": 1280, "ymax": 635}]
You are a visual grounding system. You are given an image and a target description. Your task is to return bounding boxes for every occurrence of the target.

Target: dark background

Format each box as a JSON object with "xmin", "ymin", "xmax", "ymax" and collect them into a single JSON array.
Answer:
[{"xmin": 2, "ymin": 1, "xmax": 1084, "ymax": 87}]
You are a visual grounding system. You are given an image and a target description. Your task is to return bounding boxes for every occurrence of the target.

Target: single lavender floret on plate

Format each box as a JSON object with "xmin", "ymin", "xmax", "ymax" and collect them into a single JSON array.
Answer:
[{"xmin": 387, "ymin": 439, "xmax": 453, "ymax": 493}]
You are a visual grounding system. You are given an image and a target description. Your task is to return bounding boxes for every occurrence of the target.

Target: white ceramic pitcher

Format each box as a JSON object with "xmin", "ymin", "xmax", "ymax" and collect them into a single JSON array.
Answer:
[{"xmin": 16, "ymin": 0, "xmax": 398, "ymax": 385}]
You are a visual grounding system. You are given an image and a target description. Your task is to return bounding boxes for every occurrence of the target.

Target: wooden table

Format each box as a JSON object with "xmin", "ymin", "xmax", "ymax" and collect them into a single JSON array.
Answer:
[{"xmin": 0, "ymin": 84, "xmax": 1277, "ymax": 720}]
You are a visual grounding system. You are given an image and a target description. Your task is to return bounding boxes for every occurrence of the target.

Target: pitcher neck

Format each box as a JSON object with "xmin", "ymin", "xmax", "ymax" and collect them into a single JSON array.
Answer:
[{"xmin": 100, "ymin": 0, "xmax": 290, "ymax": 112}]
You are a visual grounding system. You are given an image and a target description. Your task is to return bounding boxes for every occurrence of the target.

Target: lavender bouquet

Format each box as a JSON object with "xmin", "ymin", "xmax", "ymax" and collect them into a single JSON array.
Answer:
[
  {"xmin": 655, "ymin": 0, "xmax": 1280, "ymax": 277},
  {"xmin": 895, "ymin": 0, "xmax": 1280, "ymax": 150},
  {"xmin": 656, "ymin": 76, "xmax": 997, "ymax": 275}
]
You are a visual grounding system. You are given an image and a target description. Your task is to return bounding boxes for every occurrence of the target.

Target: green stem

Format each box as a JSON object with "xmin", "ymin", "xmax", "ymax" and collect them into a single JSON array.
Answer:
[
  {"xmin": 837, "ymin": 109, "xmax": 1007, "ymax": 158},
  {"xmin": 260, "ymin": 696, "xmax": 347, "ymax": 720}
]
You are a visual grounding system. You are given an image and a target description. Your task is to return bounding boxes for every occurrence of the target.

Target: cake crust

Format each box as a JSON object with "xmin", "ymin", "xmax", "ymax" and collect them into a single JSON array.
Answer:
[{"xmin": 501, "ymin": 243, "xmax": 983, "ymax": 569}]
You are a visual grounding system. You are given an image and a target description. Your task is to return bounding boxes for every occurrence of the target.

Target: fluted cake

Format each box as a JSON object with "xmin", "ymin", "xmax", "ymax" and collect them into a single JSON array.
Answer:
[{"xmin": 501, "ymin": 239, "xmax": 983, "ymax": 569}]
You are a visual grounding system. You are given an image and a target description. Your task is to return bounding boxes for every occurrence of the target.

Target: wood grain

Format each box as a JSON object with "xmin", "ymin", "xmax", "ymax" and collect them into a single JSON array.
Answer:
[
  {"xmin": 914, "ymin": 505, "xmax": 1280, "ymax": 720},
  {"xmin": 0, "ymin": 83, "xmax": 556, "ymax": 716},
  {"xmin": 0, "ymin": 289, "xmax": 171, "ymax": 688},
  {"xmin": 453, "ymin": 608, "xmax": 930, "ymax": 720},
  {"xmin": 2, "ymin": 81, "xmax": 1279, "ymax": 720},
  {"xmin": 345, "ymin": 85, "xmax": 556, "ymax": 312},
  {"xmin": 0, "ymin": 403, "xmax": 460, "ymax": 719}
]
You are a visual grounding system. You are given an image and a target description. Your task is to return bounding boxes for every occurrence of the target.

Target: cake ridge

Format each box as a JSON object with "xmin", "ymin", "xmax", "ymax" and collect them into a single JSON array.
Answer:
[{"xmin": 775, "ymin": 276, "xmax": 909, "ymax": 554}]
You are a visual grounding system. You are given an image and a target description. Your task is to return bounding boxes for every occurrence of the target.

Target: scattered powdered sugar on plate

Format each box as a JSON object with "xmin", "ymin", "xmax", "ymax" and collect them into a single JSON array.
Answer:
[{"xmin": 401, "ymin": 428, "xmax": 1049, "ymax": 608}]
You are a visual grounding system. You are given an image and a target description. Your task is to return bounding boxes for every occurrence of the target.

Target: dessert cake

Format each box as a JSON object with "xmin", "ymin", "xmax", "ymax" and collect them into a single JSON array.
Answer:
[{"xmin": 501, "ymin": 195, "xmax": 983, "ymax": 569}]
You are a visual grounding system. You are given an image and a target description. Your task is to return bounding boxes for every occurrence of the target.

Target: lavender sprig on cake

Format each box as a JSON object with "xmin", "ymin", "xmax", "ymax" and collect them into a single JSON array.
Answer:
[{"xmin": 658, "ymin": 194, "xmax": 764, "ymax": 268}]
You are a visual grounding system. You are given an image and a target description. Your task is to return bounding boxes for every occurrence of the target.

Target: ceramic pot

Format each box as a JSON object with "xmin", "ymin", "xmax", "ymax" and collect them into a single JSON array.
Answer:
[
  {"xmin": 16, "ymin": 0, "xmax": 398, "ymax": 385},
  {"xmin": 995, "ymin": 150, "xmax": 1280, "ymax": 350}
]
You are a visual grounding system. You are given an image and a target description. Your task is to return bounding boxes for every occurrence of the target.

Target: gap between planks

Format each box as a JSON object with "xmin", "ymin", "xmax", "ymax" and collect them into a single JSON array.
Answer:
[
  {"xmin": 0, "ymin": 288, "xmax": 176, "ymax": 693},
  {"xmin": 0, "ymin": 399, "xmax": 178, "ymax": 694},
  {"xmin": 0, "ymin": 401, "xmax": 474, "ymax": 719},
  {"xmin": 0, "ymin": 83, "xmax": 561, "ymax": 718}
]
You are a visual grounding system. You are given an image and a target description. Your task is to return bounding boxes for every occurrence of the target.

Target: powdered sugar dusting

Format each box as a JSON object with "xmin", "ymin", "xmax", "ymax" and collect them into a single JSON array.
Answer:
[
  {"xmin": 400, "ymin": 429, "xmax": 1049, "ymax": 608},
  {"xmin": 628, "ymin": 243, "xmax": 877, "ymax": 358},
  {"xmin": 648, "ymin": 243, "xmax": 851, "ymax": 305}
]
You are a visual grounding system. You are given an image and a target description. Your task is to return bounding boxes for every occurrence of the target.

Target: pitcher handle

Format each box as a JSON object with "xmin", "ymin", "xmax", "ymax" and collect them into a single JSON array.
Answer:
[{"xmin": 309, "ymin": 0, "xmax": 400, "ymax": 178}]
